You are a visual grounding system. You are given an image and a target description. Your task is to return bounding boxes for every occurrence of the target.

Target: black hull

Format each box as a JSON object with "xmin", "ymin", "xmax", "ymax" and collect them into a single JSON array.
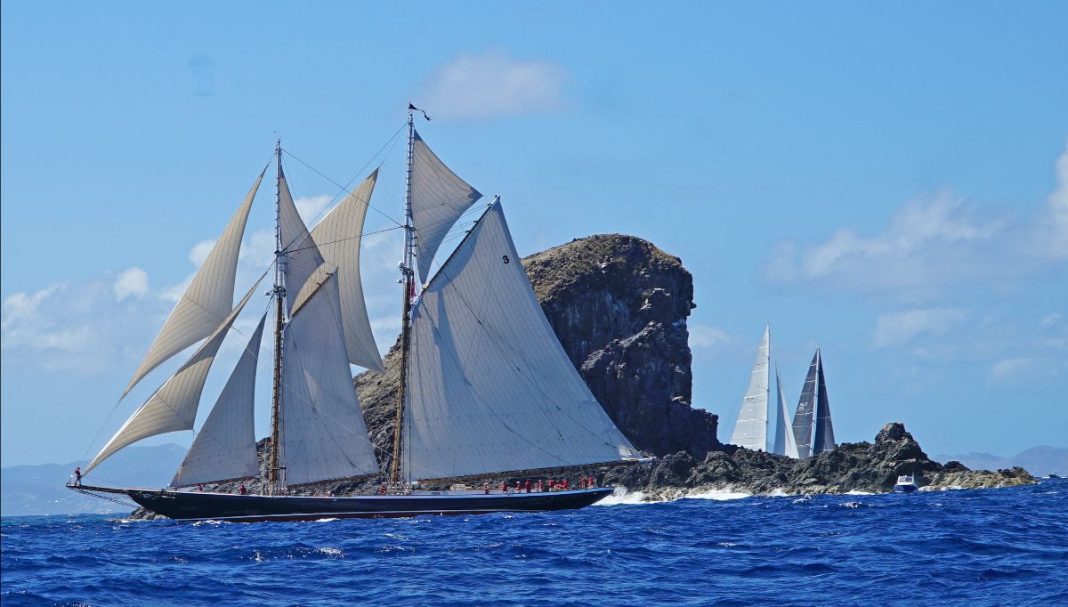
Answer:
[{"xmin": 108, "ymin": 487, "xmax": 613, "ymax": 522}]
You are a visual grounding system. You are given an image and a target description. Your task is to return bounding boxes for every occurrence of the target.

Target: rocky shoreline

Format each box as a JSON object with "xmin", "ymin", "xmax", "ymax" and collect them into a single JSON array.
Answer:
[{"xmin": 129, "ymin": 235, "xmax": 1032, "ymax": 518}]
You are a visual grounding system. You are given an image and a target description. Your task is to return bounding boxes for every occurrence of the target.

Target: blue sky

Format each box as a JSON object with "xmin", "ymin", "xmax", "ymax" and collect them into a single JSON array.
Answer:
[{"xmin": 2, "ymin": 1, "xmax": 1066, "ymax": 467}]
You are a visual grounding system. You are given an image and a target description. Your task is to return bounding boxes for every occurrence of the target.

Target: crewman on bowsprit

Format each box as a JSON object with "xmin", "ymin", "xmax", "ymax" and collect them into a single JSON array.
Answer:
[{"xmin": 73, "ymin": 466, "xmax": 82, "ymax": 486}]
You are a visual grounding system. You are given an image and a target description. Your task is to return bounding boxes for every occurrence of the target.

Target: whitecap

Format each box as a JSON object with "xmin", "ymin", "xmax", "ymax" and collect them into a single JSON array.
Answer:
[
  {"xmin": 593, "ymin": 489, "xmax": 657, "ymax": 506},
  {"xmin": 314, "ymin": 518, "xmax": 340, "ymax": 523},
  {"xmin": 844, "ymin": 490, "xmax": 874, "ymax": 496},
  {"xmin": 684, "ymin": 488, "xmax": 752, "ymax": 501}
]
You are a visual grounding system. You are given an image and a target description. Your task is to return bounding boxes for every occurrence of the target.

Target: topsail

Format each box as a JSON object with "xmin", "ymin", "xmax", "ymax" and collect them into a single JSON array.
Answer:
[
  {"xmin": 409, "ymin": 131, "xmax": 482, "ymax": 284},
  {"xmin": 309, "ymin": 170, "xmax": 383, "ymax": 371},
  {"xmin": 122, "ymin": 169, "xmax": 264, "ymax": 398}
]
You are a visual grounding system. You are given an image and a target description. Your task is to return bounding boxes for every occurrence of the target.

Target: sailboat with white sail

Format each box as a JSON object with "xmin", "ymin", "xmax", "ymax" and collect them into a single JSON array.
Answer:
[
  {"xmin": 729, "ymin": 324, "xmax": 800, "ymax": 457},
  {"xmin": 68, "ymin": 107, "xmax": 643, "ymax": 521}
]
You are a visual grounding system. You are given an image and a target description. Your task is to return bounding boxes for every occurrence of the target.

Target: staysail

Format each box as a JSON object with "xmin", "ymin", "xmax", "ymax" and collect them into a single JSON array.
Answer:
[
  {"xmin": 280, "ymin": 272, "xmax": 379, "ymax": 485},
  {"xmin": 277, "ymin": 166, "xmax": 330, "ymax": 315},
  {"xmin": 792, "ymin": 349, "xmax": 820, "ymax": 458},
  {"xmin": 86, "ymin": 279, "xmax": 262, "ymax": 474},
  {"xmin": 309, "ymin": 170, "xmax": 383, "ymax": 371},
  {"xmin": 811, "ymin": 349, "xmax": 836, "ymax": 455},
  {"xmin": 771, "ymin": 367, "xmax": 799, "ymax": 458},
  {"xmin": 122, "ymin": 169, "xmax": 265, "ymax": 398},
  {"xmin": 409, "ymin": 131, "xmax": 482, "ymax": 284},
  {"xmin": 170, "ymin": 313, "xmax": 267, "ymax": 487},
  {"xmin": 729, "ymin": 325, "xmax": 770, "ymax": 451},
  {"xmin": 402, "ymin": 201, "xmax": 640, "ymax": 481}
]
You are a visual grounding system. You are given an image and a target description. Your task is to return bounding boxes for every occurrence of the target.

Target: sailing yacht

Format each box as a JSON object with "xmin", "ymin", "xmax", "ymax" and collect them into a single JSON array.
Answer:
[
  {"xmin": 791, "ymin": 347, "xmax": 835, "ymax": 458},
  {"xmin": 729, "ymin": 325, "xmax": 800, "ymax": 457},
  {"xmin": 68, "ymin": 107, "xmax": 643, "ymax": 521}
]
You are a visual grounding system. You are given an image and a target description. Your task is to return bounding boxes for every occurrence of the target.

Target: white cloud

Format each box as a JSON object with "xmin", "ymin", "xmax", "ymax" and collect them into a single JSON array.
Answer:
[
  {"xmin": 1, "ymin": 279, "xmax": 165, "ymax": 374},
  {"xmin": 1040, "ymin": 313, "xmax": 1062, "ymax": 329},
  {"xmin": 113, "ymin": 267, "xmax": 149, "ymax": 301},
  {"xmin": 872, "ymin": 308, "xmax": 968, "ymax": 349},
  {"xmin": 295, "ymin": 195, "xmax": 334, "ymax": 227},
  {"xmin": 990, "ymin": 357, "xmax": 1034, "ymax": 381},
  {"xmin": 188, "ymin": 240, "xmax": 215, "ymax": 268},
  {"xmin": 1038, "ymin": 141, "xmax": 1068, "ymax": 259},
  {"xmin": 689, "ymin": 324, "xmax": 731, "ymax": 350},
  {"xmin": 766, "ymin": 193, "xmax": 1007, "ymax": 296},
  {"xmin": 422, "ymin": 50, "xmax": 565, "ymax": 119}
]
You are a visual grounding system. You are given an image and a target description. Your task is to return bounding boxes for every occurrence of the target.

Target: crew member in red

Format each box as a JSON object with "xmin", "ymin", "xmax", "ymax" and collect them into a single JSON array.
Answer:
[
  {"xmin": 524, "ymin": 479, "xmax": 532, "ymax": 493},
  {"xmin": 563, "ymin": 478, "xmax": 570, "ymax": 490},
  {"xmin": 238, "ymin": 484, "xmax": 247, "ymax": 495},
  {"xmin": 500, "ymin": 480, "xmax": 508, "ymax": 493}
]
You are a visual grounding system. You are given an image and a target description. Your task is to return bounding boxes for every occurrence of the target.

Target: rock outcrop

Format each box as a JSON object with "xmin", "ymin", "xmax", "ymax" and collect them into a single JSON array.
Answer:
[{"xmin": 602, "ymin": 423, "xmax": 1034, "ymax": 498}]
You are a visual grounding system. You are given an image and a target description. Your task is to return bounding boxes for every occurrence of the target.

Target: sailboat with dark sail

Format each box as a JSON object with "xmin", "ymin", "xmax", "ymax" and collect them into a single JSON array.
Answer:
[
  {"xmin": 790, "ymin": 347, "xmax": 835, "ymax": 458},
  {"xmin": 68, "ymin": 108, "xmax": 643, "ymax": 521}
]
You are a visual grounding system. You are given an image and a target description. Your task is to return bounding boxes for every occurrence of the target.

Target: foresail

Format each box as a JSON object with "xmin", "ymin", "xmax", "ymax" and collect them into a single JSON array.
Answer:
[
  {"xmin": 403, "ymin": 201, "xmax": 640, "ymax": 482},
  {"xmin": 86, "ymin": 278, "xmax": 263, "ymax": 475},
  {"xmin": 410, "ymin": 130, "xmax": 482, "ymax": 284},
  {"xmin": 122, "ymin": 169, "xmax": 264, "ymax": 398},
  {"xmin": 170, "ymin": 313, "xmax": 266, "ymax": 487},
  {"xmin": 281, "ymin": 272, "xmax": 379, "ymax": 485},
  {"xmin": 792, "ymin": 349, "xmax": 820, "ymax": 458},
  {"xmin": 811, "ymin": 350, "xmax": 836, "ymax": 455},
  {"xmin": 309, "ymin": 170, "xmax": 383, "ymax": 371},
  {"xmin": 729, "ymin": 325, "xmax": 770, "ymax": 451},
  {"xmin": 772, "ymin": 368, "xmax": 799, "ymax": 458}
]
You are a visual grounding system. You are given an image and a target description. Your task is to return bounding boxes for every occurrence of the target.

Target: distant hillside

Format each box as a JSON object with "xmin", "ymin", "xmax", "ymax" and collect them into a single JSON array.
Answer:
[
  {"xmin": 1, "ymin": 444, "xmax": 185, "ymax": 516},
  {"xmin": 934, "ymin": 446, "xmax": 1068, "ymax": 477}
]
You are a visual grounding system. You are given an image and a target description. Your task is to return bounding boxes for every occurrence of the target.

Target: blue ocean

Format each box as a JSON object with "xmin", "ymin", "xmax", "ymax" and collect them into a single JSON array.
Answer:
[{"xmin": 3, "ymin": 480, "xmax": 1066, "ymax": 606}]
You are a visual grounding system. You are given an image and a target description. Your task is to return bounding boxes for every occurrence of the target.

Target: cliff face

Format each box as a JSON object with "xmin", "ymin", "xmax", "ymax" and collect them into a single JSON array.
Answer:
[{"xmin": 355, "ymin": 234, "xmax": 720, "ymax": 474}]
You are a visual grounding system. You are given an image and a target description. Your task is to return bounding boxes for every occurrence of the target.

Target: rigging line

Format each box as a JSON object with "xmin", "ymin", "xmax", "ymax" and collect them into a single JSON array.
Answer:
[
  {"xmin": 281, "ymin": 124, "xmax": 407, "ymax": 228},
  {"xmin": 284, "ymin": 224, "xmax": 405, "ymax": 254}
]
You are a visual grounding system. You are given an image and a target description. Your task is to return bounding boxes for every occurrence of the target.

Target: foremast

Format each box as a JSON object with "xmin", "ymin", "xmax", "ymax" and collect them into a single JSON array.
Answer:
[
  {"xmin": 268, "ymin": 140, "xmax": 287, "ymax": 495},
  {"xmin": 390, "ymin": 108, "xmax": 417, "ymax": 486}
]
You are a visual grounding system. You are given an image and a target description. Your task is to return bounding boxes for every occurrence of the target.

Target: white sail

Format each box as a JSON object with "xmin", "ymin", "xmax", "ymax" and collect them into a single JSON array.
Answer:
[
  {"xmin": 86, "ymin": 280, "xmax": 262, "ymax": 474},
  {"xmin": 309, "ymin": 170, "xmax": 384, "ymax": 371},
  {"xmin": 277, "ymin": 167, "xmax": 329, "ymax": 314},
  {"xmin": 122, "ymin": 169, "xmax": 264, "ymax": 398},
  {"xmin": 281, "ymin": 272, "xmax": 379, "ymax": 484},
  {"xmin": 772, "ymin": 367, "xmax": 799, "ymax": 458},
  {"xmin": 410, "ymin": 131, "xmax": 482, "ymax": 284},
  {"xmin": 729, "ymin": 325, "xmax": 770, "ymax": 451},
  {"xmin": 403, "ymin": 201, "xmax": 640, "ymax": 481},
  {"xmin": 170, "ymin": 313, "xmax": 266, "ymax": 487}
]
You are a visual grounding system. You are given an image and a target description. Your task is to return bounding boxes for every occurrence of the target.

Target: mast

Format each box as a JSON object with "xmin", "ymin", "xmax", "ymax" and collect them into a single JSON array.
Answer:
[
  {"xmin": 268, "ymin": 140, "xmax": 287, "ymax": 494},
  {"xmin": 390, "ymin": 107, "xmax": 416, "ymax": 485}
]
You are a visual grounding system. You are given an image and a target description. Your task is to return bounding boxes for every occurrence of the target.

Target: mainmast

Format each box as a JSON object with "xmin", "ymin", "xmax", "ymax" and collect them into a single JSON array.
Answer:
[
  {"xmin": 268, "ymin": 140, "xmax": 287, "ymax": 494},
  {"xmin": 390, "ymin": 108, "xmax": 417, "ymax": 486}
]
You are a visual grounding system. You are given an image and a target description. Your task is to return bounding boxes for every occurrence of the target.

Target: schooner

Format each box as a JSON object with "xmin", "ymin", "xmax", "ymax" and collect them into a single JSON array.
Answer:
[{"xmin": 69, "ymin": 107, "xmax": 643, "ymax": 521}]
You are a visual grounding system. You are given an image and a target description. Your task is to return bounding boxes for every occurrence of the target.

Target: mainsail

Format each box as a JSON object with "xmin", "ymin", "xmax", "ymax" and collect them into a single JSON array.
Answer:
[
  {"xmin": 409, "ymin": 130, "xmax": 482, "ymax": 284},
  {"xmin": 171, "ymin": 313, "xmax": 266, "ymax": 487},
  {"xmin": 122, "ymin": 169, "xmax": 264, "ymax": 398},
  {"xmin": 402, "ymin": 201, "xmax": 640, "ymax": 481},
  {"xmin": 86, "ymin": 279, "xmax": 262, "ymax": 474},
  {"xmin": 792, "ymin": 349, "xmax": 820, "ymax": 459},
  {"xmin": 771, "ymin": 367, "xmax": 799, "ymax": 458},
  {"xmin": 729, "ymin": 325, "xmax": 770, "ymax": 451},
  {"xmin": 811, "ymin": 349, "xmax": 836, "ymax": 455},
  {"xmin": 280, "ymin": 272, "xmax": 379, "ymax": 485},
  {"xmin": 309, "ymin": 170, "xmax": 383, "ymax": 371}
]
